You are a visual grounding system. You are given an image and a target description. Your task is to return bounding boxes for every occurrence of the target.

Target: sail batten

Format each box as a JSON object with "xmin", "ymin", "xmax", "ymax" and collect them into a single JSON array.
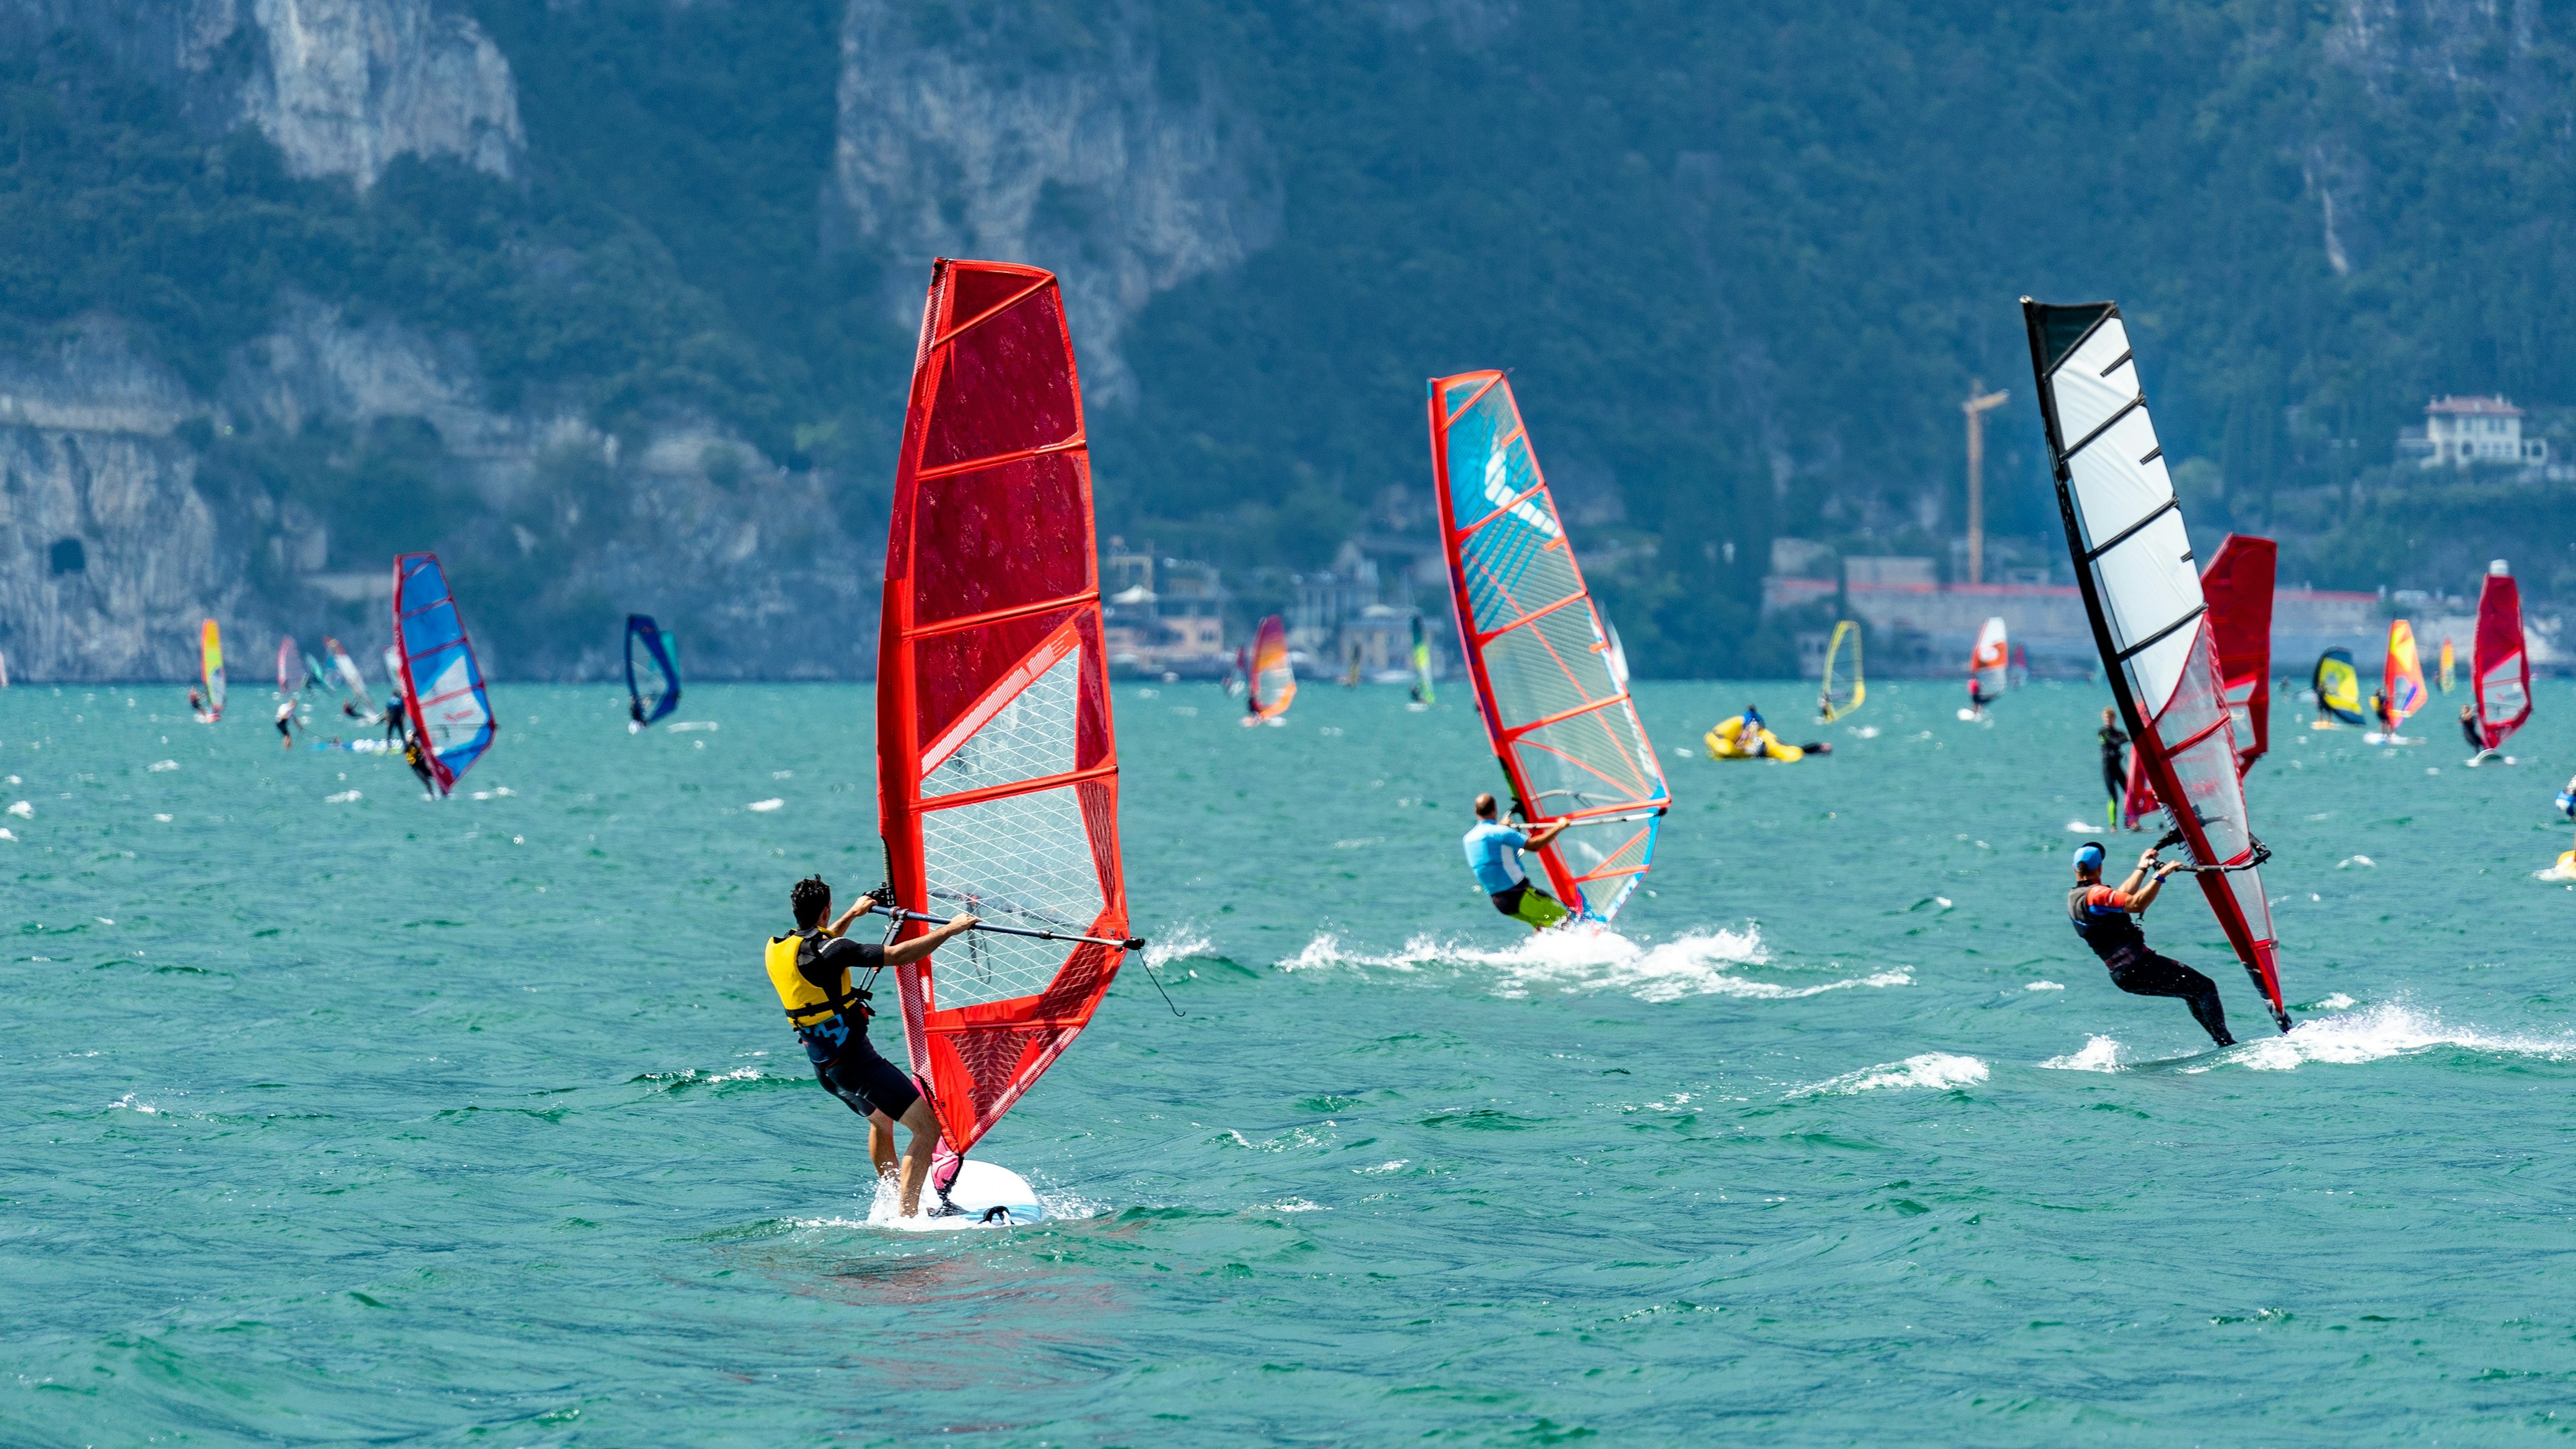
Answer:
[
  {"xmin": 1429, "ymin": 370, "xmax": 1668, "ymax": 925},
  {"xmin": 2023, "ymin": 297, "xmax": 2286, "ymax": 1027},
  {"xmin": 878, "ymin": 258, "xmax": 1128, "ymax": 1156}
]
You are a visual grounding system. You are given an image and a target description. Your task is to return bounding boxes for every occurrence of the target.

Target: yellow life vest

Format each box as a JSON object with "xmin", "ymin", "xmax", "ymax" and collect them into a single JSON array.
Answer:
[{"xmin": 764, "ymin": 930, "xmax": 867, "ymax": 1028}]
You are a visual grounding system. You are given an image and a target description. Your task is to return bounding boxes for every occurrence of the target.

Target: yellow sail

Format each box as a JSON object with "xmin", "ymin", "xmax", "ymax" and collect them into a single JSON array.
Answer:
[
  {"xmin": 1818, "ymin": 620, "xmax": 1864, "ymax": 721},
  {"xmin": 2385, "ymin": 620, "xmax": 2426, "ymax": 724},
  {"xmin": 2438, "ymin": 637, "xmax": 2455, "ymax": 694}
]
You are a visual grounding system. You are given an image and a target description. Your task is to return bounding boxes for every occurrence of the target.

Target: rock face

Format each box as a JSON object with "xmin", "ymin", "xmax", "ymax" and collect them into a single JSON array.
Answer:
[
  {"xmin": 828, "ymin": 0, "xmax": 1279, "ymax": 402},
  {"xmin": 0, "ymin": 327, "xmax": 239, "ymax": 682},
  {"xmin": 238, "ymin": 0, "xmax": 523, "ymax": 186},
  {"xmin": 0, "ymin": 0, "xmax": 521, "ymax": 186}
]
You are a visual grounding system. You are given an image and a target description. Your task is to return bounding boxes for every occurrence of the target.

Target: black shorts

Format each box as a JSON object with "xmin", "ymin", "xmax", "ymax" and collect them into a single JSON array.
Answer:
[
  {"xmin": 800, "ymin": 1018, "xmax": 920, "ymax": 1121},
  {"xmin": 2104, "ymin": 947, "xmax": 2216, "ymax": 1002}
]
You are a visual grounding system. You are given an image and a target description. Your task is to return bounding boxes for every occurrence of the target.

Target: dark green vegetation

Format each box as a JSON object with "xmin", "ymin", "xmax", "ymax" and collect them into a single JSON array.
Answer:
[{"xmin": 3, "ymin": 1, "xmax": 2571, "ymax": 672}]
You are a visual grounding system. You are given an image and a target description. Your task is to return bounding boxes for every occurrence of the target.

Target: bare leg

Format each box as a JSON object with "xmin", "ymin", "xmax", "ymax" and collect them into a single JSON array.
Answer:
[
  {"xmin": 894, "ymin": 1097, "xmax": 941, "ymax": 1216},
  {"xmin": 865, "ymin": 1112, "xmax": 898, "ymax": 1183}
]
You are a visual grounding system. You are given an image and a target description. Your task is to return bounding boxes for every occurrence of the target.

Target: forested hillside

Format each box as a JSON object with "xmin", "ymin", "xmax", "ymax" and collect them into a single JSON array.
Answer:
[{"xmin": 0, "ymin": 0, "xmax": 2569, "ymax": 678}]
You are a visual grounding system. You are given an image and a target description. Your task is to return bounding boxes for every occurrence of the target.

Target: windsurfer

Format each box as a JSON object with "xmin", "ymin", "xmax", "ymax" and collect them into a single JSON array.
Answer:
[
  {"xmin": 2459, "ymin": 704, "xmax": 2483, "ymax": 754},
  {"xmin": 1464, "ymin": 794, "xmax": 1570, "ymax": 930},
  {"xmin": 188, "ymin": 686, "xmax": 209, "ymax": 723},
  {"xmin": 629, "ymin": 696, "xmax": 649, "ymax": 732},
  {"xmin": 274, "ymin": 698, "xmax": 298, "ymax": 751},
  {"xmin": 2097, "ymin": 708, "xmax": 2131, "ymax": 830},
  {"xmin": 2068, "ymin": 841, "xmax": 2235, "ymax": 1048},
  {"xmin": 766, "ymin": 876, "xmax": 977, "ymax": 1217},
  {"xmin": 1965, "ymin": 678, "xmax": 1989, "ymax": 718},
  {"xmin": 2369, "ymin": 689, "xmax": 2396, "ymax": 735}
]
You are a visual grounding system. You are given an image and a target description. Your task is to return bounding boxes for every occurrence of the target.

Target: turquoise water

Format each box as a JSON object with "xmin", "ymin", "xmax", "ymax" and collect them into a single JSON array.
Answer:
[{"xmin": 5, "ymin": 678, "xmax": 2573, "ymax": 1446}]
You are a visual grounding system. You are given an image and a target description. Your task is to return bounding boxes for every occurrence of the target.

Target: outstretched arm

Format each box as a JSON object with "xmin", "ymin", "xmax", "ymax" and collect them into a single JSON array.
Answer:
[
  {"xmin": 2125, "ymin": 853, "xmax": 2184, "ymax": 914},
  {"xmin": 883, "ymin": 914, "xmax": 980, "ymax": 967}
]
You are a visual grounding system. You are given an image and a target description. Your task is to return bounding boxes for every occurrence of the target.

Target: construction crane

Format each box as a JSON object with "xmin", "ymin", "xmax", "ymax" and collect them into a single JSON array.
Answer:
[{"xmin": 1963, "ymin": 380, "xmax": 2010, "ymax": 585}]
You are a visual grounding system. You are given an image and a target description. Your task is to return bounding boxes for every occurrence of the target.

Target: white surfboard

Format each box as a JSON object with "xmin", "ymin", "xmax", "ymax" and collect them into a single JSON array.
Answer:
[{"xmin": 867, "ymin": 1158, "xmax": 1046, "ymax": 1230}]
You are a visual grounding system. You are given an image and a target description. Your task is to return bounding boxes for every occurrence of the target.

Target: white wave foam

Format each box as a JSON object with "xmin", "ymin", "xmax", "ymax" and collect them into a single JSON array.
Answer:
[
  {"xmin": 2039, "ymin": 1035, "xmax": 2125, "ymax": 1072},
  {"xmin": 1792, "ymin": 1053, "xmax": 1988, "ymax": 1097},
  {"xmin": 2315, "ymin": 993, "xmax": 2356, "ymax": 1010},
  {"xmin": 148, "ymin": 759, "xmax": 178, "ymax": 773},
  {"xmin": 325, "ymin": 790, "xmax": 361, "ymax": 804},
  {"xmin": 2026, "ymin": 980, "xmax": 2065, "ymax": 991},
  {"xmin": 667, "ymin": 721, "xmax": 718, "ymax": 732},
  {"xmin": 2216, "ymin": 1002, "xmax": 2576, "ymax": 1073},
  {"xmin": 746, "ymin": 798, "xmax": 784, "ymax": 812},
  {"xmin": 1276, "ymin": 926, "xmax": 1911, "ymax": 1003},
  {"xmin": 1142, "ymin": 926, "xmax": 1216, "ymax": 969}
]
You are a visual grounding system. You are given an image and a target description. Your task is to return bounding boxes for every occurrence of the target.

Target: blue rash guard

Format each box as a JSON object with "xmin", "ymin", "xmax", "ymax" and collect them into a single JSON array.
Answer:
[{"xmin": 1462, "ymin": 822, "xmax": 1530, "ymax": 894}]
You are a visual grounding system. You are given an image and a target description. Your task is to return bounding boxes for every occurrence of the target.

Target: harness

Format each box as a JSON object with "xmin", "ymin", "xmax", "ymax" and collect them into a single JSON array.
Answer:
[{"xmin": 763, "ymin": 928, "xmax": 874, "ymax": 1028}]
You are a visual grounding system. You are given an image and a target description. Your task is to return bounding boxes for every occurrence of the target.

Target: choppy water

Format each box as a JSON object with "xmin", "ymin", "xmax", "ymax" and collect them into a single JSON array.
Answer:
[{"xmin": 5, "ymin": 678, "xmax": 2573, "ymax": 1445}]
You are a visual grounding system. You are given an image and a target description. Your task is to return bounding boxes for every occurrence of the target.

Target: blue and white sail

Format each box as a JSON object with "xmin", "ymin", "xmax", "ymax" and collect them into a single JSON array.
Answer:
[{"xmin": 624, "ymin": 614, "xmax": 681, "ymax": 727}]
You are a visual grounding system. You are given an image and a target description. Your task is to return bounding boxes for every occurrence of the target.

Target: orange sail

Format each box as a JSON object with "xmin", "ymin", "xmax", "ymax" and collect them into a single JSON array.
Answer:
[
  {"xmin": 2384, "ymin": 620, "xmax": 2426, "ymax": 725},
  {"xmin": 1246, "ymin": 614, "xmax": 1295, "ymax": 721}
]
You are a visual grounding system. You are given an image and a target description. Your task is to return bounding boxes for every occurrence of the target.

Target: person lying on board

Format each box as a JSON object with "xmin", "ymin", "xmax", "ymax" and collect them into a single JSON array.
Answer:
[
  {"xmin": 2096, "ymin": 709, "xmax": 2131, "ymax": 831},
  {"xmin": 2068, "ymin": 841, "xmax": 2237, "ymax": 1049},
  {"xmin": 767, "ymin": 876, "xmax": 977, "ymax": 1218},
  {"xmin": 1463, "ymin": 794, "xmax": 1570, "ymax": 931}
]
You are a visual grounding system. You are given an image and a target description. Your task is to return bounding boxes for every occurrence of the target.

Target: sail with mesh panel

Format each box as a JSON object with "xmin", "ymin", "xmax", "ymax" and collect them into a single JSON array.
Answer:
[
  {"xmin": 878, "ymin": 258, "xmax": 1130, "ymax": 1155},
  {"xmin": 2122, "ymin": 533, "xmax": 2273, "ymax": 824},
  {"xmin": 391, "ymin": 552, "xmax": 496, "ymax": 796},
  {"xmin": 2474, "ymin": 560, "xmax": 2530, "ymax": 751},
  {"xmin": 2023, "ymin": 299, "xmax": 2288, "ymax": 1030},
  {"xmin": 1428, "ymin": 370, "xmax": 1669, "ymax": 924},
  {"xmin": 625, "ymin": 614, "xmax": 682, "ymax": 725}
]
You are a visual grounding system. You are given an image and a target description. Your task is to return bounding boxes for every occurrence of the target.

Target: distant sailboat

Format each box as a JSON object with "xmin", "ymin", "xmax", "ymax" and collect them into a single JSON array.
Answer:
[
  {"xmin": 1960, "ymin": 616, "xmax": 2006, "ymax": 719},
  {"xmin": 1407, "ymin": 614, "xmax": 1436, "ymax": 710},
  {"xmin": 2369, "ymin": 620, "xmax": 2426, "ymax": 743},
  {"xmin": 198, "ymin": 620, "xmax": 225, "ymax": 722},
  {"xmin": 624, "ymin": 614, "xmax": 681, "ymax": 731},
  {"xmin": 2312, "ymin": 647, "xmax": 2364, "ymax": 727}
]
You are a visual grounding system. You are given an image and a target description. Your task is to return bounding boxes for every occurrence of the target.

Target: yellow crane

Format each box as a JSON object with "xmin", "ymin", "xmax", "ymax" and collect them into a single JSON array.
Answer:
[{"xmin": 1963, "ymin": 380, "xmax": 2010, "ymax": 585}]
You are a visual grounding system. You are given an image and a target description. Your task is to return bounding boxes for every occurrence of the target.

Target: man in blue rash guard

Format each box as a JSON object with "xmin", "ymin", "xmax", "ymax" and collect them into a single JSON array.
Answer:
[
  {"xmin": 2068, "ymin": 840, "xmax": 2235, "ymax": 1047},
  {"xmin": 1464, "ymin": 793, "xmax": 1572, "ymax": 930}
]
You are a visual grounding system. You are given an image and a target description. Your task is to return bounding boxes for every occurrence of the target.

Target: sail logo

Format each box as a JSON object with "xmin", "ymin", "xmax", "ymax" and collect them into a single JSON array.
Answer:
[{"xmin": 1482, "ymin": 443, "xmax": 1558, "ymax": 539}]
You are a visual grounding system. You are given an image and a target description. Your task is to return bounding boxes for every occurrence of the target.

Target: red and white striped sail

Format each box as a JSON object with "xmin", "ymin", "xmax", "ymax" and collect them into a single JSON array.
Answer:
[
  {"xmin": 2024, "ymin": 299, "xmax": 2286, "ymax": 1027},
  {"xmin": 878, "ymin": 258, "xmax": 1129, "ymax": 1155},
  {"xmin": 1428, "ymin": 370, "xmax": 1667, "ymax": 924},
  {"xmin": 2122, "ymin": 533, "xmax": 2273, "ymax": 826},
  {"xmin": 2474, "ymin": 559, "xmax": 2531, "ymax": 751}
]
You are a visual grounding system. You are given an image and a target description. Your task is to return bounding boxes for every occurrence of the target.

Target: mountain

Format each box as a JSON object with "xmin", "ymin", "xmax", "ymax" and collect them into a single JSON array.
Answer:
[{"xmin": 0, "ymin": 0, "xmax": 2569, "ymax": 680}]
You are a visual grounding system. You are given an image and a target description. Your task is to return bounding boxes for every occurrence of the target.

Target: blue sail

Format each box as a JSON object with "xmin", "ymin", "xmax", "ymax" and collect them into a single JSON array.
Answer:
[
  {"xmin": 392, "ymin": 553, "xmax": 496, "ymax": 796},
  {"xmin": 625, "ymin": 614, "xmax": 681, "ymax": 725}
]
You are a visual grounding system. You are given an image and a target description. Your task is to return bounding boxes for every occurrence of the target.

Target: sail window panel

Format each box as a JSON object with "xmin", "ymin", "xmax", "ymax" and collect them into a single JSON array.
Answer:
[
  {"xmin": 1444, "ymin": 376, "xmax": 1492, "ymax": 415},
  {"xmin": 2148, "ymin": 632, "xmax": 2254, "ymax": 859},
  {"xmin": 912, "ymin": 452, "xmax": 1090, "ymax": 627},
  {"xmin": 2049, "ymin": 319, "xmax": 2141, "ymax": 442},
  {"xmin": 1515, "ymin": 707, "xmax": 1658, "ymax": 818},
  {"xmin": 1481, "ymin": 624, "xmax": 1595, "ymax": 731},
  {"xmin": 920, "ymin": 780, "xmax": 1108, "ymax": 1012},
  {"xmin": 920, "ymin": 290, "xmax": 1081, "ymax": 471},
  {"xmin": 914, "ymin": 608, "xmax": 1110, "ymax": 774},
  {"xmin": 1462, "ymin": 521, "xmax": 1581, "ymax": 636},
  {"xmin": 2065, "ymin": 411, "xmax": 2174, "ymax": 545},
  {"xmin": 922, "ymin": 645, "xmax": 1082, "ymax": 798}
]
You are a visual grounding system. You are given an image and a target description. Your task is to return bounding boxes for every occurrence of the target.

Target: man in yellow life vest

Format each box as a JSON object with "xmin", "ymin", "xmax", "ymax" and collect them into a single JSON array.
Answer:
[{"xmin": 767, "ymin": 875, "xmax": 977, "ymax": 1218}]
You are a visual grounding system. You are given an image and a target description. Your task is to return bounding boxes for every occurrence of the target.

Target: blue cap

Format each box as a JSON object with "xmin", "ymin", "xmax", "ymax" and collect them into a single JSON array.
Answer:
[{"xmin": 2073, "ymin": 841, "xmax": 2106, "ymax": 871}]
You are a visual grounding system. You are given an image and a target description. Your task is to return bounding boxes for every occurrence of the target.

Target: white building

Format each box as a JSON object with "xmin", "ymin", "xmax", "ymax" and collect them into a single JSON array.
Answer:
[{"xmin": 2406, "ymin": 395, "xmax": 2549, "ymax": 469}]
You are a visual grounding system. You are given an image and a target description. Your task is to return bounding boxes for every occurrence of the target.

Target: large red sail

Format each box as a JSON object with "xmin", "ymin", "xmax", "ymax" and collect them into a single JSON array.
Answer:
[
  {"xmin": 877, "ymin": 259, "xmax": 1129, "ymax": 1153},
  {"xmin": 2474, "ymin": 560, "xmax": 2531, "ymax": 751},
  {"xmin": 2200, "ymin": 534, "xmax": 2275, "ymax": 774}
]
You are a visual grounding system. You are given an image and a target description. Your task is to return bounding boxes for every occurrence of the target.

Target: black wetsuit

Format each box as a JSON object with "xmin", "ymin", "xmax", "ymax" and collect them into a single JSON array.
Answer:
[
  {"xmin": 788, "ymin": 934, "xmax": 921, "ymax": 1120},
  {"xmin": 2462, "ymin": 712, "xmax": 2484, "ymax": 752},
  {"xmin": 2068, "ymin": 883, "xmax": 2234, "ymax": 1047},
  {"xmin": 2098, "ymin": 723, "xmax": 2129, "ymax": 808}
]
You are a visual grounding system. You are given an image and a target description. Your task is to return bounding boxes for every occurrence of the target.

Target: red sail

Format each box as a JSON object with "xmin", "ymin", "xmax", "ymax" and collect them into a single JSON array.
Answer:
[
  {"xmin": 877, "ymin": 259, "xmax": 1128, "ymax": 1154},
  {"xmin": 2200, "ymin": 535, "xmax": 2275, "ymax": 774},
  {"xmin": 2474, "ymin": 561, "xmax": 2531, "ymax": 751}
]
